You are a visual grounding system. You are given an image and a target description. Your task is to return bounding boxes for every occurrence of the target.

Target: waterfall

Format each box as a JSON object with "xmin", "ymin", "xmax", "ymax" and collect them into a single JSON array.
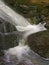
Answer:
[
  {"xmin": 0, "ymin": 0, "xmax": 30, "ymax": 27},
  {"xmin": 0, "ymin": 0, "xmax": 49, "ymax": 65}
]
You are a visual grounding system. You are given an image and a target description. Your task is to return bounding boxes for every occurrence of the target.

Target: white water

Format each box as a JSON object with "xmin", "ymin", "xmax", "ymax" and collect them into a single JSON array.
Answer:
[
  {"xmin": 0, "ymin": 0, "xmax": 49, "ymax": 65},
  {"xmin": 0, "ymin": 0, "xmax": 30, "ymax": 27},
  {"xmin": 4, "ymin": 45, "xmax": 49, "ymax": 65}
]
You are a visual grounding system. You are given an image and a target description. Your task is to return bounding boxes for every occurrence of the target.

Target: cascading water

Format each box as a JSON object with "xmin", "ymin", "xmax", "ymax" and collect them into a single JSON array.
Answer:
[{"xmin": 0, "ymin": 0, "xmax": 49, "ymax": 65}]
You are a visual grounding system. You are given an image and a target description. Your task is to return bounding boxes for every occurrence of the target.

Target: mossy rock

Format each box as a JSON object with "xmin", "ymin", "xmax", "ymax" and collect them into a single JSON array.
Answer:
[{"xmin": 28, "ymin": 30, "xmax": 49, "ymax": 58}]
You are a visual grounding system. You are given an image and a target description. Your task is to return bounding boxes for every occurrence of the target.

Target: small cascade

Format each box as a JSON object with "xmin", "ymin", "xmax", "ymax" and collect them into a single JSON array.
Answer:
[{"xmin": 0, "ymin": 0, "xmax": 49, "ymax": 65}]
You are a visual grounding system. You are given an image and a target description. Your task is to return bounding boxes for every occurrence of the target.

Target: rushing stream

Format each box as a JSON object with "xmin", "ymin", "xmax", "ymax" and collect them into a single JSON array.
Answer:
[{"xmin": 0, "ymin": 0, "xmax": 49, "ymax": 65}]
